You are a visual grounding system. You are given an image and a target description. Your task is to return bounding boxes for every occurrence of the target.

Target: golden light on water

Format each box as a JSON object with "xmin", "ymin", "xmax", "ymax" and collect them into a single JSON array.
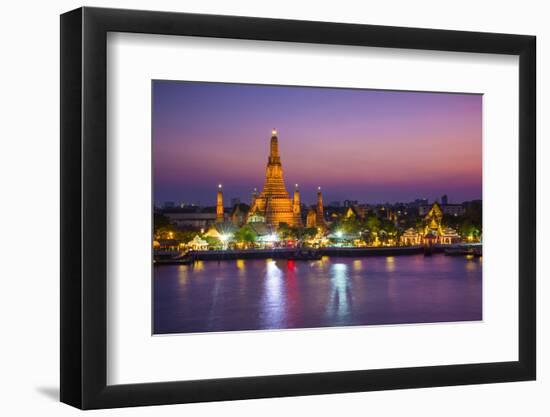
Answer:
[
  {"xmin": 177, "ymin": 265, "xmax": 188, "ymax": 284},
  {"xmin": 385, "ymin": 256, "xmax": 396, "ymax": 272}
]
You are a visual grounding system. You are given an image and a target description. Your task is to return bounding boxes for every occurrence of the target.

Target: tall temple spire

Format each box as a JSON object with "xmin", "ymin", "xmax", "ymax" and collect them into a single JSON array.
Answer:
[
  {"xmin": 216, "ymin": 184, "xmax": 224, "ymax": 222},
  {"xmin": 247, "ymin": 129, "xmax": 298, "ymax": 227},
  {"xmin": 269, "ymin": 128, "xmax": 280, "ymax": 162}
]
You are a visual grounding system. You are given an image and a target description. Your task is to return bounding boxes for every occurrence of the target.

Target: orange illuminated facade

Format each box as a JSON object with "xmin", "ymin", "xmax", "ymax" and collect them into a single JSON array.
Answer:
[{"xmin": 247, "ymin": 129, "xmax": 301, "ymax": 227}]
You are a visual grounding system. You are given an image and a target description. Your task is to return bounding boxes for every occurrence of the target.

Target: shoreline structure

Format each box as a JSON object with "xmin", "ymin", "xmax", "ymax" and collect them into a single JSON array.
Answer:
[{"xmin": 154, "ymin": 244, "xmax": 481, "ymax": 264}]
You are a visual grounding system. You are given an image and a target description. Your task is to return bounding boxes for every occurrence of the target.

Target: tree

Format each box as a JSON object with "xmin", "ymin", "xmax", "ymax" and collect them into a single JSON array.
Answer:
[
  {"xmin": 173, "ymin": 229, "xmax": 196, "ymax": 244},
  {"xmin": 233, "ymin": 225, "xmax": 257, "ymax": 248},
  {"xmin": 203, "ymin": 236, "xmax": 222, "ymax": 250},
  {"xmin": 277, "ymin": 223, "xmax": 295, "ymax": 240},
  {"xmin": 153, "ymin": 213, "xmax": 171, "ymax": 233}
]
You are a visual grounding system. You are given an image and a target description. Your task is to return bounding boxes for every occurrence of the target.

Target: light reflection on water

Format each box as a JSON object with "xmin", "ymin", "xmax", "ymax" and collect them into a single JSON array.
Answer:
[
  {"xmin": 154, "ymin": 254, "xmax": 482, "ymax": 334},
  {"xmin": 261, "ymin": 260, "xmax": 286, "ymax": 328},
  {"xmin": 326, "ymin": 263, "xmax": 352, "ymax": 321}
]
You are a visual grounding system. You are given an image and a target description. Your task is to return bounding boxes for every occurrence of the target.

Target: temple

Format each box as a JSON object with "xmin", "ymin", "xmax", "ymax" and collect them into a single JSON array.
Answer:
[
  {"xmin": 400, "ymin": 202, "xmax": 460, "ymax": 245},
  {"xmin": 247, "ymin": 129, "xmax": 302, "ymax": 227}
]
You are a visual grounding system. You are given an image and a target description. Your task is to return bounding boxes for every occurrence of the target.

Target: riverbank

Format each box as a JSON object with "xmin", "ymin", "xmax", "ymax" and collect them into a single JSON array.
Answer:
[{"xmin": 154, "ymin": 245, "xmax": 456, "ymax": 264}]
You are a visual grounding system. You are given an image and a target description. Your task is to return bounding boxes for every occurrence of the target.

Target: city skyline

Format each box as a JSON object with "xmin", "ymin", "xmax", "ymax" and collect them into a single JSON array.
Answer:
[{"xmin": 153, "ymin": 81, "xmax": 482, "ymax": 206}]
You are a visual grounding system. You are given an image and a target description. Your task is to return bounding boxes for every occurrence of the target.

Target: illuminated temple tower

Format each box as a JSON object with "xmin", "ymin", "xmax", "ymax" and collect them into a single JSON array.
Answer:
[
  {"xmin": 216, "ymin": 184, "xmax": 224, "ymax": 222},
  {"xmin": 248, "ymin": 129, "xmax": 300, "ymax": 227},
  {"xmin": 315, "ymin": 186, "xmax": 326, "ymax": 229},
  {"xmin": 293, "ymin": 184, "xmax": 302, "ymax": 226}
]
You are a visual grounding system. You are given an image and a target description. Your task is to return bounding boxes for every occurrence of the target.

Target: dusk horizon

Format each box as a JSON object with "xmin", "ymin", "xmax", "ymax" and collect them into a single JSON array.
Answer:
[{"xmin": 153, "ymin": 81, "xmax": 482, "ymax": 207}]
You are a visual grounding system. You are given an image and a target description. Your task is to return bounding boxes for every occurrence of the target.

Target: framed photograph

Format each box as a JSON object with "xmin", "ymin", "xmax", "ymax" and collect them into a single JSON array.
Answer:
[{"xmin": 60, "ymin": 7, "xmax": 536, "ymax": 409}]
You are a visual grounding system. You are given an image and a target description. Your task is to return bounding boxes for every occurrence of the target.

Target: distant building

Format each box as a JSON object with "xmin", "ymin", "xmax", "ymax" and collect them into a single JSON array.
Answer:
[
  {"xmin": 329, "ymin": 201, "xmax": 341, "ymax": 207},
  {"xmin": 441, "ymin": 194, "xmax": 448, "ymax": 205},
  {"xmin": 442, "ymin": 204, "xmax": 465, "ymax": 216},
  {"xmin": 163, "ymin": 210, "xmax": 217, "ymax": 228},
  {"xmin": 343, "ymin": 200, "xmax": 358, "ymax": 208},
  {"xmin": 419, "ymin": 202, "xmax": 465, "ymax": 217},
  {"xmin": 408, "ymin": 198, "xmax": 428, "ymax": 208},
  {"xmin": 162, "ymin": 201, "xmax": 175, "ymax": 209},
  {"xmin": 230, "ymin": 197, "xmax": 241, "ymax": 207}
]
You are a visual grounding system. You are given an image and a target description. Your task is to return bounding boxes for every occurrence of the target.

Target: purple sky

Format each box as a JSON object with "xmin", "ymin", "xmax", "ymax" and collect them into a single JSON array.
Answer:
[{"xmin": 153, "ymin": 81, "xmax": 482, "ymax": 206}]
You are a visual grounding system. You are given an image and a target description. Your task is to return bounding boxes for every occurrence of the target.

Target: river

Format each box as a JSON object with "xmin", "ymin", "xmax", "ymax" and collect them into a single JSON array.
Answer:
[{"xmin": 154, "ymin": 254, "xmax": 482, "ymax": 334}]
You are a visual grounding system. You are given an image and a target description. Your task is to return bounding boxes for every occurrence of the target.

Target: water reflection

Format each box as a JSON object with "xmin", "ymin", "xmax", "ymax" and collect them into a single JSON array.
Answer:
[
  {"xmin": 261, "ymin": 260, "xmax": 286, "ymax": 328},
  {"xmin": 154, "ymin": 254, "xmax": 482, "ymax": 334},
  {"xmin": 208, "ymin": 274, "xmax": 223, "ymax": 328},
  {"xmin": 326, "ymin": 263, "xmax": 352, "ymax": 321},
  {"xmin": 177, "ymin": 264, "xmax": 188, "ymax": 285},
  {"xmin": 385, "ymin": 256, "xmax": 396, "ymax": 272}
]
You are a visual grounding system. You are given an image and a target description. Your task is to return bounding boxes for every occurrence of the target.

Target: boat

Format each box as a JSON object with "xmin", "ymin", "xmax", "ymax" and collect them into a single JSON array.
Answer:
[
  {"xmin": 287, "ymin": 249, "xmax": 322, "ymax": 261},
  {"xmin": 153, "ymin": 253, "xmax": 194, "ymax": 265},
  {"xmin": 444, "ymin": 244, "xmax": 482, "ymax": 257},
  {"xmin": 444, "ymin": 246, "xmax": 473, "ymax": 256}
]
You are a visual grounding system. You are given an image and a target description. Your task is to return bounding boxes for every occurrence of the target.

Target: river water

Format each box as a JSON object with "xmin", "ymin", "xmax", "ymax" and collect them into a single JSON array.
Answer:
[{"xmin": 154, "ymin": 254, "xmax": 482, "ymax": 334}]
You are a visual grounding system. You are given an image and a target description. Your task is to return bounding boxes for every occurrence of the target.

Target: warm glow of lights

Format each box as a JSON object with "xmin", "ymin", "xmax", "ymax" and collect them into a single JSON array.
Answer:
[
  {"xmin": 236, "ymin": 259, "xmax": 245, "ymax": 270},
  {"xmin": 318, "ymin": 186, "xmax": 321, "ymax": 191},
  {"xmin": 220, "ymin": 233, "xmax": 232, "ymax": 242},
  {"xmin": 266, "ymin": 233, "xmax": 279, "ymax": 243},
  {"xmin": 218, "ymin": 183, "xmax": 222, "ymax": 189},
  {"xmin": 385, "ymin": 256, "xmax": 396, "ymax": 272},
  {"xmin": 272, "ymin": 128, "xmax": 277, "ymax": 136}
]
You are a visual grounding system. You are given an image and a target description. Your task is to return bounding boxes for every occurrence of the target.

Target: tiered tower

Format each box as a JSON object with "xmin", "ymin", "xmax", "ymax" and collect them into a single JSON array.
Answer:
[
  {"xmin": 316, "ymin": 186, "xmax": 325, "ymax": 228},
  {"xmin": 248, "ymin": 129, "xmax": 300, "ymax": 227},
  {"xmin": 216, "ymin": 184, "xmax": 224, "ymax": 222},
  {"xmin": 293, "ymin": 184, "xmax": 302, "ymax": 227}
]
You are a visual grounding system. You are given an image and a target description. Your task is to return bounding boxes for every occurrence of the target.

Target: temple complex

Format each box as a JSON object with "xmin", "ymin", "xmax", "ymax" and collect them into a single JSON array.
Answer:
[
  {"xmin": 400, "ymin": 202, "xmax": 460, "ymax": 245},
  {"xmin": 211, "ymin": 129, "xmax": 332, "ymax": 230}
]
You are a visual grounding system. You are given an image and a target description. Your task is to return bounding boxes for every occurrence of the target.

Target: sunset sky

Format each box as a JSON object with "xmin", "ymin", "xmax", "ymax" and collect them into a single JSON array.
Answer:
[{"xmin": 153, "ymin": 81, "xmax": 482, "ymax": 206}]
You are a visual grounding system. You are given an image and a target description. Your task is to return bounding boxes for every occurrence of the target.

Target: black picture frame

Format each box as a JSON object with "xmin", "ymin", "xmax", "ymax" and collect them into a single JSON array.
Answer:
[{"xmin": 60, "ymin": 6, "xmax": 536, "ymax": 410}]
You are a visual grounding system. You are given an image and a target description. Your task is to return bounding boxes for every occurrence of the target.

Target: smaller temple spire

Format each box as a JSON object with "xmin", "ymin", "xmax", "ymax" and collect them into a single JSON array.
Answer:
[
  {"xmin": 293, "ymin": 184, "xmax": 301, "ymax": 224},
  {"xmin": 316, "ymin": 186, "xmax": 325, "ymax": 228},
  {"xmin": 216, "ymin": 184, "xmax": 224, "ymax": 223}
]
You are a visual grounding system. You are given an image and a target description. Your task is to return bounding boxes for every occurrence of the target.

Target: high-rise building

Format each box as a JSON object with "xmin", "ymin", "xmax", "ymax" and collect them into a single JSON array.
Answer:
[{"xmin": 343, "ymin": 200, "xmax": 358, "ymax": 208}]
